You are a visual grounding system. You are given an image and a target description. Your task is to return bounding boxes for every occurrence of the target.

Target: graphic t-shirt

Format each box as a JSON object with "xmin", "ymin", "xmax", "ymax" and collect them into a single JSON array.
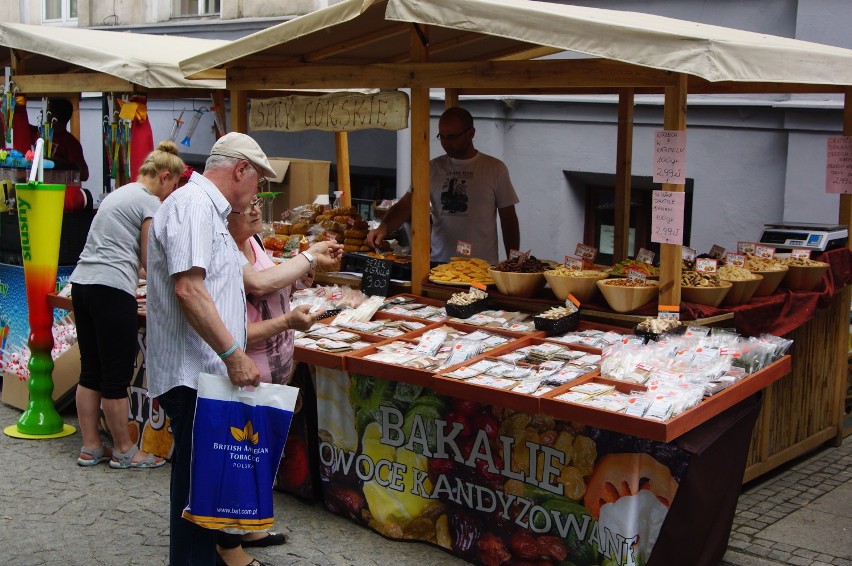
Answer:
[{"xmin": 428, "ymin": 152, "xmax": 519, "ymax": 264}]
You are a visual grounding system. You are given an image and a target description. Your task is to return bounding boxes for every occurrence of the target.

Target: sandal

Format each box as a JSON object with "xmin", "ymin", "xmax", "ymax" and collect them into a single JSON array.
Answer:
[
  {"xmin": 241, "ymin": 532, "xmax": 288, "ymax": 547},
  {"xmin": 216, "ymin": 554, "xmax": 272, "ymax": 566},
  {"xmin": 109, "ymin": 444, "xmax": 166, "ymax": 469},
  {"xmin": 76, "ymin": 445, "xmax": 111, "ymax": 467}
]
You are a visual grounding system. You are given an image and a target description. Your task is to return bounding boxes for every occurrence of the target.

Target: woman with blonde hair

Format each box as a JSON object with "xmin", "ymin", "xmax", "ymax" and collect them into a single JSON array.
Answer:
[{"xmin": 70, "ymin": 140, "xmax": 185, "ymax": 468}]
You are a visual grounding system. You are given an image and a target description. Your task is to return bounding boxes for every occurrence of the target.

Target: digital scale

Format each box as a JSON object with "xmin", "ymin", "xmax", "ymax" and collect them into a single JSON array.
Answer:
[{"xmin": 758, "ymin": 222, "xmax": 848, "ymax": 253}]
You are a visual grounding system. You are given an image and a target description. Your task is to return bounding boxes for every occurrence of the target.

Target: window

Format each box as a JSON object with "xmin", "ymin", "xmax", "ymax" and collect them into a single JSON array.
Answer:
[
  {"xmin": 566, "ymin": 171, "xmax": 694, "ymax": 266},
  {"xmin": 43, "ymin": 0, "xmax": 77, "ymax": 24},
  {"xmin": 172, "ymin": 0, "xmax": 220, "ymax": 16}
]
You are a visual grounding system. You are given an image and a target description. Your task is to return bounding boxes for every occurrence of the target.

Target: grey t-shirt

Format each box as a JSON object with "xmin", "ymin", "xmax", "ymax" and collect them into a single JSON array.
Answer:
[{"xmin": 70, "ymin": 182, "xmax": 160, "ymax": 296}]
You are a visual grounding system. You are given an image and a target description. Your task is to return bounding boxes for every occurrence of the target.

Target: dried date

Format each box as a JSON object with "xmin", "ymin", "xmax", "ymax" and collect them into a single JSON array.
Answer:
[
  {"xmin": 450, "ymin": 509, "xmax": 484, "ymax": 557},
  {"xmin": 536, "ymin": 535, "xmax": 568, "ymax": 562},
  {"xmin": 509, "ymin": 530, "xmax": 539, "ymax": 560},
  {"xmin": 323, "ymin": 484, "xmax": 364, "ymax": 519},
  {"xmin": 477, "ymin": 532, "xmax": 513, "ymax": 566}
]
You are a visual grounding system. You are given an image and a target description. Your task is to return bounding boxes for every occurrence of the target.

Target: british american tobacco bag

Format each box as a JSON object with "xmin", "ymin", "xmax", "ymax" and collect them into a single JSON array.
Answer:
[{"xmin": 182, "ymin": 373, "xmax": 298, "ymax": 532}]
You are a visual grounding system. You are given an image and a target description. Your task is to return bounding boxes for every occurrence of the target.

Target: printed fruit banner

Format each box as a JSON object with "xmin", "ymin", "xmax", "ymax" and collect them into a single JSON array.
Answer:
[{"xmin": 313, "ymin": 368, "xmax": 689, "ymax": 566}]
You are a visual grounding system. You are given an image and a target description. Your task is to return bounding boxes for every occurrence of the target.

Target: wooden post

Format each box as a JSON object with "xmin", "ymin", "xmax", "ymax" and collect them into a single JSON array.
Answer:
[
  {"xmin": 658, "ymin": 74, "xmax": 687, "ymax": 307},
  {"xmin": 613, "ymin": 88, "xmax": 634, "ymax": 263},
  {"xmin": 409, "ymin": 25, "xmax": 431, "ymax": 295},
  {"xmin": 834, "ymin": 87, "xmax": 852, "ymax": 445},
  {"xmin": 229, "ymin": 88, "xmax": 247, "ymax": 134},
  {"xmin": 335, "ymin": 131, "xmax": 352, "ymax": 207},
  {"xmin": 445, "ymin": 89, "xmax": 459, "ymax": 109}
]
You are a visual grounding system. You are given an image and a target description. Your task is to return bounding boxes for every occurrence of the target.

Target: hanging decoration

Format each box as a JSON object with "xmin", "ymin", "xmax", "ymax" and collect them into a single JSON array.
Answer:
[{"xmin": 180, "ymin": 107, "xmax": 208, "ymax": 147}]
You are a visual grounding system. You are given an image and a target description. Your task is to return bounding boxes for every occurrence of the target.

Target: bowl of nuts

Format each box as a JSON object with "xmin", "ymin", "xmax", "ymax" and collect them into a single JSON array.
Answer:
[
  {"xmin": 544, "ymin": 266, "xmax": 608, "ymax": 304},
  {"xmin": 680, "ymin": 272, "xmax": 732, "ymax": 308},
  {"xmin": 488, "ymin": 256, "xmax": 549, "ymax": 298},
  {"xmin": 745, "ymin": 255, "xmax": 789, "ymax": 296},
  {"xmin": 596, "ymin": 278, "xmax": 659, "ymax": 313},
  {"xmin": 718, "ymin": 265, "xmax": 763, "ymax": 306},
  {"xmin": 779, "ymin": 258, "xmax": 829, "ymax": 292}
]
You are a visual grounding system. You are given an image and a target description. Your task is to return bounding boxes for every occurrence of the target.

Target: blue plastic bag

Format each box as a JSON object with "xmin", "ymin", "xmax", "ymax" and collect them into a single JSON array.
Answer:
[{"xmin": 182, "ymin": 373, "xmax": 298, "ymax": 533}]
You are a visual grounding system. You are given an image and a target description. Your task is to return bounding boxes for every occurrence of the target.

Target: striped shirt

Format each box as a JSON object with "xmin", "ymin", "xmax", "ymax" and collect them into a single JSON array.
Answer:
[{"xmin": 145, "ymin": 172, "xmax": 248, "ymax": 398}]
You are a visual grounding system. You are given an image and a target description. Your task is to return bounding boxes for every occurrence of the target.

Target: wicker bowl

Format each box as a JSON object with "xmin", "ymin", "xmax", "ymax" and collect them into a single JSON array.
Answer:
[
  {"xmin": 751, "ymin": 266, "xmax": 788, "ymax": 296},
  {"xmin": 596, "ymin": 279, "xmax": 659, "ymax": 313},
  {"xmin": 680, "ymin": 281, "xmax": 732, "ymax": 308},
  {"xmin": 544, "ymin": 270, "xmax": 608, "ymax": 304},
  {"xmin": 782, "ymin": 262, "xmax": 829, "ymax": 292},
  {"xmin": 719, "ymin": 274, "xmax": 763, "ymax": 306},
  {"xmin": 488, "ymin": 268, "xmax": 546, "ymax": 298}
]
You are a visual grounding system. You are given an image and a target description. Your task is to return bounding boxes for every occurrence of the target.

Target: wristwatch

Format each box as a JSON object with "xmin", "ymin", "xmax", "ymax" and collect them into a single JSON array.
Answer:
[{"xmin": 300, "ymin": 251, "xmax": 315, "ymax": 270}]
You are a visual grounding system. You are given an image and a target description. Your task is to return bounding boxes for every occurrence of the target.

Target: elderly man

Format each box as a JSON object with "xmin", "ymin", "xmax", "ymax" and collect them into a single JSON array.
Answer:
[{"xmin": 146, "ymin": 132, "xmax": 340, "ymax": 565}]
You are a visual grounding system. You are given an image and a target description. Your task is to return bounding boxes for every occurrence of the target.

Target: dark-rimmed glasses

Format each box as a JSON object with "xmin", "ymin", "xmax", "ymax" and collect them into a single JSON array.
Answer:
[{"xmin": 436, "ymin": 127, "xmax": 470, "ymax": 141}]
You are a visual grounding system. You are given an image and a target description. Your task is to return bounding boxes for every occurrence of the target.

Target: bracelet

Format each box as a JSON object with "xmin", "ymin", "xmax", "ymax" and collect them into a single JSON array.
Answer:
[
  {"xmin": 300, "ymin": 251, "xmax": 315, "ymax": 270},
  {"xmin": 217, "ymin": 340, "xmax": 239, "ymax": 359}
]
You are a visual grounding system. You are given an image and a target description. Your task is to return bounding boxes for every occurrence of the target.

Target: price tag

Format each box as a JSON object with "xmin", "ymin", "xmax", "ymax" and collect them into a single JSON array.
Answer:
[
  {"xmin": 658, "ymin": 305, "xmax": 680, "ymax": 320},
  {"xmin": 626, "ymin": 268, "xmax": 648, "ymax": 283},
  {"xmin": 653, "ymin": 130, "xmax": 687, "ymax": 184},
  {"xmin": 456, "ymin": 240, "xmax": 472, "ymax": 256},
  {"xmin": 509, "ymin": 249, "xmax": 531, "ymax": 261},
  {"xmin": 575, "ymin": 243, "xmax": 598, "ymax": 263},
  {"xmin": 791, "ymin": 248, "xmax": 812, "ymax": 259},
  {"xmin": 696, "ymin": 258, "xmax": 718, "ymax": 273},
  {"xmin": 636, "ymin": 248, "xmax": 656, "ymax": 264},
  {"xmin": 754, "ymin": 245, "xmax": 776, "ymax": 259},
  {"xmin": 726, "ymin": 253, "xmax": 746, "ymax": 268},
  {"xmin": 682, "ymin": 246, "xmax": 697, "ymax": 263},
  {"xmin": 469, "ymin": 281, "xmax": 488, "ymax": 293},
  {"xmin": 651, "ymin": 190, "xmax": 685, "ymax": 245},
  {"xmin": 709, "ymin": 245, "xmax": 726, "ymax": 260},
  {"xmin": 565, "ymin": 294, "xmax": 580, "ymax": 308},
  {"xmin": 362, "ymin": 256, "xmax": 392, "ymax": 297},
  {"xmin": 826, "ymin": 136, "xmax": 852, "ymax": 194},
  {"xmin": 737, "ymin": 241, "xmax": 756, "ymax": 254},
  {"xmin": 564, "ymin": 256, "xmax": 583, "ymax": 270}
]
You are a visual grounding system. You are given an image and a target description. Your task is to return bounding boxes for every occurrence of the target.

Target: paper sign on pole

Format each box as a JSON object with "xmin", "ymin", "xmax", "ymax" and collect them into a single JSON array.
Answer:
[
  {"xmin": 653, "ymin": 130, "xmax": 686, "ymax": 184},
  {"xmin": 651, "ymin": 190, "xmax": 685, "ymax": 245},
  {"xmin": 826, "ymin": 136, "xmax": 852, "ymax": 194}
]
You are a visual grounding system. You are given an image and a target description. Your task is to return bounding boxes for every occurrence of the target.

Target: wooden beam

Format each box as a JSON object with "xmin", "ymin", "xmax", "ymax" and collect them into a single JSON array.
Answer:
[
  {"xmin": 410, "ymin": 26, "xmax": 431, "ymax": 295},
  {"xmin": 658, "ymin": 74, "xmax": 687, "ymax": 308},
  {"xmin": 13, "ymin": 73, "xmax": 133, "ymax": 94},
  {"xmin": 335, "ymin": 131, "xmax": 351, "ymax": 207},
  {"xmin": 613, "ymin": 88, "xmax": 634, "ymax": 263},
  {"xmin": 226, "ymin": 59, "xmax": 679, "ymax": 91},
  {"xmin": 230, "ymin": 89, "xmax": 247, "ymax": 134}
]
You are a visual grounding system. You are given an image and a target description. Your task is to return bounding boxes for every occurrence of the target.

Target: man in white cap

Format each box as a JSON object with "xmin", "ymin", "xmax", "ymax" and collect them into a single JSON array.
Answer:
[{"xmin": 145, "ymin": 132, "xmax": 281, "ymax": 566}]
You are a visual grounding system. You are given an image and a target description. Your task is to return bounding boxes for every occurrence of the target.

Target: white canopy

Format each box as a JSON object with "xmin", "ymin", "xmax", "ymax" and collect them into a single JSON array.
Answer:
[
  {"xmin": 180, "ymin": 0, "xmax": 852, "ymax": 88},
  {"xmin": 0, "ymin": 22, "xmax": 226, "ymax": 91}
]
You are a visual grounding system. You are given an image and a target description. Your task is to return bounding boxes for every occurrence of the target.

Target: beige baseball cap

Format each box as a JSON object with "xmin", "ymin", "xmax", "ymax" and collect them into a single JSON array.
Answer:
[{"xmin": 210, "ymin": 132, "xmax": 276, "ymax": 178}]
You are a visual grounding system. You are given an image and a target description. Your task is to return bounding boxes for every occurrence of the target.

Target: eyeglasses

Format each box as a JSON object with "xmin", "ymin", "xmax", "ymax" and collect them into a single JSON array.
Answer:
[
  {"xmin": 436, "ymin": 127, "xmax": 470, "ymax": 141},
  {"xmin": 230, "ymin": 195, "xmax": 263, "ymax": 216}
]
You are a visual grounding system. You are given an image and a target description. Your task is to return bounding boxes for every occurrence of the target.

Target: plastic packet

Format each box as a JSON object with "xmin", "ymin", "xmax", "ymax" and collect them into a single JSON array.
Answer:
[{"xmin": 441, "ymin": 338, "xmax": 484, "ymax": 368}]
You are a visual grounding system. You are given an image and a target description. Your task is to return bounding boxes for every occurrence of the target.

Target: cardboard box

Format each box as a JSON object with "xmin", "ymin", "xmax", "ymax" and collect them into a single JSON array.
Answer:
[
  {"xmin": 268, "ymin": 157, "xmax": 331, "ymax": 221},
  {"xmin": 2, "ymin": 342, "xmax": 80, "ymax": 412}
]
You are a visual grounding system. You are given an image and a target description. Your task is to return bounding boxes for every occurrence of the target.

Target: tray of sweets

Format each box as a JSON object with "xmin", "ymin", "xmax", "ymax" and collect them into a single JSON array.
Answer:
[
  {"xmin": 376, "ymin": 294, "xmax": 448, "ymax": 323},
  {"xmin": 433, "ymin": 336, "xmax": 601, "ymax": 414},
  {"xmin": 345, "ymin": 321, "xmax": 527, "ymax": 387},
  {"xmin": 293, "ymin": 323, "xmax": 393, "ymax": 369}
]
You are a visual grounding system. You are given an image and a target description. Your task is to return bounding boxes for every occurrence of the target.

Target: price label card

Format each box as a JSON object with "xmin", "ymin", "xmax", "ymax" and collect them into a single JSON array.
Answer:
[
  {"xmin": 651, "ymin": 190, "xmax": 685, "ymax": 245},
  {"xmin": 826, "ymin": 136, "xmax": 852, "ymax": 194},
  {"xmin": 791, "ymin": 248, "xmax": 812, "ymax": 259},
  {"xmin": 575, "ymin": 243, "xmax": 598, "ymax": 262},
  {"xmin": 658, "ymin": 305, "xmax": 680, "ymax": 320},
  {"xmin": 565, "ymin": 294, "xmax": 581, "ymax": 308},
  {"xmin": 469, "ymin": 281, "xmax": 488, "ymax": 292},
  {"xmin": 509, "ymin": 249, "xmax": 531, "ymax": 261},
  {"xmin": 726, "ymin": 253, "xmax": 746, "ymax": 268},
  {"xmin": 626, "ymin": 268, "xmax": 648, "ymax": 283},
  {"xmin": 682, "ymin": 246, "xmax": 697, "ymax": 263},
  {"xmin": 564, "ymin": 256, "xmax": 583, "ymax": 270},
  {"xmin": 637, "ymin": 248, "xmax": 656, "ymax": 264},
  {"xmin": 696, "ymin": 258, "xmax": 718, "ymax": 273},
  {"xmin": 456, "ymin": 240, "xmax": 472, "ymax": 256},
  {"xmin": 754, "ymin": 245, "xmax": 776, "ymax": 259},
  {"xmin": 737, "ymin": 241, "xmax": 756, "ymax": 254},
  {"xmin": 653, "ymin": 130, "xmax": 687, "ymax": 184},
  {"xmin": 709, "ymin": 244, "xmax": 726, "ymax": 259},
  {"xmin": 362, "ymin": 256, "xmax": 392, "ymax": 297}
]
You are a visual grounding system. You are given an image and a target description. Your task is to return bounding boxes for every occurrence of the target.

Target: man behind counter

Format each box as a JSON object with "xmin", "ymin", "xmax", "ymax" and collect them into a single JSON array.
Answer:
[{"xmin": 366, "ymin": 106, "xmax": 520, "ymax": 264}]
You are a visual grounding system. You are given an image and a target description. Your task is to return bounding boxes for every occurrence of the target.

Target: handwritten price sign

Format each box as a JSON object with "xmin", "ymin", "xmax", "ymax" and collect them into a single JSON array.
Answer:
[
  {"xmin": 653, "ymin": 130, "xmax": 687, "ymax": 184},
  {"xmin": 651, "ymin": 190, "xmax": 685, "ymax": 245},
  {"xmin": 826, "ymin": 136, "xmax": 852, "ymax": 194}
]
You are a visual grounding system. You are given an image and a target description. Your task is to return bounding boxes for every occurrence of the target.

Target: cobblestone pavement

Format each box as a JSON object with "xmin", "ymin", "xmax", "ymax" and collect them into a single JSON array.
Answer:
[{"xmin": 0, "ymin": 401, "xmax": 849, "ymax": 565}]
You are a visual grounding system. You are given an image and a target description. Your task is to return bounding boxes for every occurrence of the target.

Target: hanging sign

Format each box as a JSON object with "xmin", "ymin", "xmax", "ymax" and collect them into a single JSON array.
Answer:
[
  {"xmin": 250, "ymin": 91, "xmax": 409, "ymax": 133},
  {"xmin": 826, "ymin": 136, "xmax": 852, "ymax": 194},
  {"xmin": 653, "ymin": 130, "xmax": 687, "ymax": 184},
  {"xmin": 651, "ymin": 190, "xmax": 685, "ymax": 245}
]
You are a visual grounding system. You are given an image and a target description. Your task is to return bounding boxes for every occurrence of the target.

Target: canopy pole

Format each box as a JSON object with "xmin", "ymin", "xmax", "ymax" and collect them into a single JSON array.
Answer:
[
  {"xmin": 410, "ymin": 25, "xmax": 431, "ymax": 295},
  {"xmin": 445, "ymin": 89, "xmax": 459, "ymax": 108},
  {"xmin": 840, "ymin": 88, "xmax": 852, "ymax": 243},
  {"xmin": 658, "ymin": 74, "xmax": 687, "ymax": 307},
  {"xmin": 613, "ymin": 88, "xmax": 634, "ymax": 263},
  {"xmin": 335, "ymin": 131, "xmax": 351, "ymax": 207},
  {"xmin": 229, "ymin": 88, "xmax": 247, "ymax": 134}
]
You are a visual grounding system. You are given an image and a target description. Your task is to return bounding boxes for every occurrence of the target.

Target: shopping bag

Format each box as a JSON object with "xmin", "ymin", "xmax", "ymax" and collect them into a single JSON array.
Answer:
[{"xmin": 182, "ymin": 372, "xmax": 298, "ymax": 533}]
